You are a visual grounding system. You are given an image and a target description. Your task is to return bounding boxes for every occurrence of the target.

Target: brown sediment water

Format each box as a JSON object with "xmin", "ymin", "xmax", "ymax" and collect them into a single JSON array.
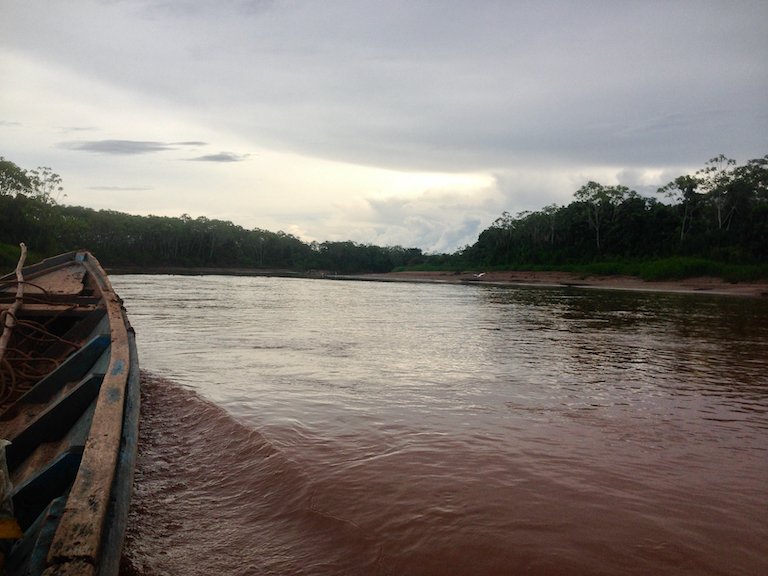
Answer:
[
  {"xmin": 114, "ymin": 275, "xmax": 768, "ymax": 576},
  {"xmin": 121, "ymin": 374, "xmax": 384, "ymax": 575}
]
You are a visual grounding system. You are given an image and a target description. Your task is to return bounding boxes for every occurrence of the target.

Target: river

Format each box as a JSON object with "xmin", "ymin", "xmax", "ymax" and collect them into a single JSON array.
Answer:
[{"xmin": 110, "ymin": 275, "xmax": 768, "ymax": 576}]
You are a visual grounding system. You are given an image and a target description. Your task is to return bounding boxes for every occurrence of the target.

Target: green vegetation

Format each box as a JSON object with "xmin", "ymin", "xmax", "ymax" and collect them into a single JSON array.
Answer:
[
  {"xmin": 0, "ymin": 242, "xmax": 26, "ymax": 270},
  {"xmin": 0, "ymin": 156, "xmax": 428, "ymax": 274},
  {"xmin": 561, "ymin": 259, "xmax": 768, "ymax": 283},
  {"xmin": 1, "ymin": 154, "xmax": 767, "ymax": 280},
  {"xmin": 452, "ymin": 154, "xmax": 768, "ymax": 280}
]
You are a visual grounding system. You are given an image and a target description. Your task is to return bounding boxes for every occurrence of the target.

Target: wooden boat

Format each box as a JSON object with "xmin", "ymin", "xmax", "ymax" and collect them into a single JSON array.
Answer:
[{"xmin": 0, "ymin": 248, "xmax": 139, "ymax": 576}]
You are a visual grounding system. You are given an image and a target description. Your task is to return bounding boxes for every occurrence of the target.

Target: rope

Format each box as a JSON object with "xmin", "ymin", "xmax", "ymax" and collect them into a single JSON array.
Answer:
[
  {"xmin": 0, "ymin": 358, "xmax": 16, "ymax": 406},
  {"xmin": 0, "ymin": 246, "xmax": 89, "ymax": 411}
]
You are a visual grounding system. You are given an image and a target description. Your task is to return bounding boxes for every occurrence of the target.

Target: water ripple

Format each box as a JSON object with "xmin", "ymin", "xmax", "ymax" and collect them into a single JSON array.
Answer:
[{"xmin": 113, "ymin": 275, "xmax": 768, "ymax": 575}]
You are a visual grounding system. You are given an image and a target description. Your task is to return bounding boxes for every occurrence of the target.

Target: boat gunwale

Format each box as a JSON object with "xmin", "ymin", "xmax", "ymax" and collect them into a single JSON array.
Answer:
[{"xmin": 42, "ymin": 253, "xmax": 133, "ymax": 575}]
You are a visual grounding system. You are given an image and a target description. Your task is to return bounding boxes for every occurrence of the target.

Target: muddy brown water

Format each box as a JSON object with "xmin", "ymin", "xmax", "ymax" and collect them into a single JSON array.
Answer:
[{"xmin": 112, "ymin": 275, "xmax": 768, "ymax": 576}]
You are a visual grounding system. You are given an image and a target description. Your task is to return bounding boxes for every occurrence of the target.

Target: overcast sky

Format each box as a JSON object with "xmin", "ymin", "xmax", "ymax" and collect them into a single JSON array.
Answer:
[{"xmin": 2, "ymin": 1, "xmax": 766, "ymax": 252}]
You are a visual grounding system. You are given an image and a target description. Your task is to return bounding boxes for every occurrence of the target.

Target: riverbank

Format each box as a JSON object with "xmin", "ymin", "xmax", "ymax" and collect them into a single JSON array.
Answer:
[
  {"xmin": 106, "ymin": 266, "xmax": 768, "ymax": 297},
  {"xmin": 335, "ymin": 270, "xmax": 768, "ymax": 297}
]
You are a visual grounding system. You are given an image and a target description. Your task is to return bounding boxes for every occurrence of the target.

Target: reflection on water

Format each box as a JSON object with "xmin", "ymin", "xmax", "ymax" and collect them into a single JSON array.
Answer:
[{"xmin": 113, "ymin": 275, "xmax": 768, "ymax": 576}]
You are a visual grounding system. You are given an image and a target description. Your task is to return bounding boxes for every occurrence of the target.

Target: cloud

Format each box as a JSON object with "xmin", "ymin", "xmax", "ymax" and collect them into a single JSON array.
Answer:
[
  {"xmin": 59, "ymin": 126, "xmax": 97, "ymax": 134},
  {"xmin": 10, "ymin": 2, "xmax": 765, "ymax": 172},
  {"xmin": 186, "ymin": 152, "xmax": 250, "ymax": 162},
  {"xmin": 58, "ymin": 139, "xmax": 194, "ymax": 155},
  {"xmin": 2, "ymin": 1, "xmax": 766, "ymax": 250},
  {"xmin": 342, "ymin": 185, "xmax": 502, "ymax": 253},
  {"xmin": 87, "ymin": 185, "xmax": 153, "ymax": 191}
]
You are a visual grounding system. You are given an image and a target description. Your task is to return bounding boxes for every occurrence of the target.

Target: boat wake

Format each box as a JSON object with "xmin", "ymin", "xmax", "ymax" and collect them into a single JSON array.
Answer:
[{"xmin": 121, "ymin": 373, "xmax": 385, "ymax": 576}]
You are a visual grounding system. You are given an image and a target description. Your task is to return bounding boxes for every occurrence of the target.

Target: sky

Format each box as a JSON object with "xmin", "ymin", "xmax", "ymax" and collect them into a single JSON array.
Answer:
[{"xmin": 1, "ymin": 1, "xmax": 766, "ymax": 253}]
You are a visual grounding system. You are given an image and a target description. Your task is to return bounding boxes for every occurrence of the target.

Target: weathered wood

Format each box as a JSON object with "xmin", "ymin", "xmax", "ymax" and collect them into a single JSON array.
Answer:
[
  {"xmin": 45, "ymin": 257, "xmax": 131, "ymax": 570},
  {"xmin": 15, "ymin": 264, "xmax": 87, "ymax": 296},
  {"xmin": 0, "ymin": 252, "xmax": 82, "ymax": 285},
  {"xmin": 10, "ymin": 430, "xmax": 83, "ymax": 490},
  {"xmin": 12, "ymin": 449, "xmax": 84, "ymax": 530},
  {"xmin": 94, "ymin": 328, "xmax": 140, "ymax": 576},
  {"xmin": 0, "ymin": 292, "xmax": 99, "ymax": 304},
  {"xmin": 5, "ymin": 374, "xmax": 103, "ymax": 469},
  {"xmin": 40, "ymin": 308, "xmax": 107, "ymax": 360},
  {"xmin": 5, "ymin": 498, "xmax": 65, "ymax": 575},
  {"xmin": 0, "ymin": 303, "xmax": 98, "ymax": 315},
  {"xmin": 0, "ymin": 250, "xmax": 139, "ymax": 576},
  {"xmin": 1, "ymin": 335, "xmax": 110, "ymax": 412},
  {"xmin": 0, "ymin": 243, "xmax": 27, "ymax": 364},
  {"xmin": 42, "ymin": 559, "xmax": 95, "ymax": 576}
]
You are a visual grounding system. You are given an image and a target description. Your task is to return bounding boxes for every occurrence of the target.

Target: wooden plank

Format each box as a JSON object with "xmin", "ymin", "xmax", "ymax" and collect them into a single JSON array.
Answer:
[
  {"xmin": 0, "ymin": 252, "xmax": 81, "ymax": 285},
  {"xmin": 0, "ymin": 303, "xmax": 98, "ymax": 316},
  {"xmin": 0, "ymin": 295, "xmax": 100, "ymax": 306},
  {"xmin": 41, "ymin": 308, "xmax": 107, "ymax": 360},
  {"xmin": 1, "ymin": 335, "xmax": 110, "ymax": 412},
  {"xmin": 10, "ymin": 398, "xmax": 96, "ymax": 492},
  {"xmin": 19, "ymin": 264, "xmax": 87, "ymax": 296},
  {"xmin": 45, "ymin": 255, "xmax": 130, "ymax": 573},
  {"xmin": 12, "ymin": 448, "xmax": 84, "ymax": 530},
  {"xmin": 94, "ymin": 328, "xmax": 140, "ymax": 576},
  {"xmin": 4, "ymin": 497, "xmax": 66, "ymax": 576},
  {"xmin": 0, "ymin": 244, "xmax": 26, "ymax": 367},
  {"xmin": 42, "ymin": 559, "xmax": 94, "ymax": 576},
  {"xmin": 4, "ymin": 374, "xmax": 103, "ymax": 469}
]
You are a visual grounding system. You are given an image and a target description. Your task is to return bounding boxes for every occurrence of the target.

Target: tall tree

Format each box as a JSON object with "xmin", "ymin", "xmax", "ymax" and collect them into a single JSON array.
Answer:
[
  {"xmin": 0, "ymin": 157, "xmax": 33, "ymax": 196},
  {"xmin": 573, "ymin": 181, "xmax": 631, "ymax": 251},
  {"xmin": 658, "ymin": 174, "xmax": 701, "ymax": 242},
  {"xmin": 697, "ymin": 155, "xmax": 737, "ymax": 231}
]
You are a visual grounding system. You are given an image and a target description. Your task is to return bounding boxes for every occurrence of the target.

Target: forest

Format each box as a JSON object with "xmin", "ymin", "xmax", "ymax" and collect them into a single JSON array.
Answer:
[{"xmin": 1, "ymin": 154, "xmax": 767, "ymax": 278}]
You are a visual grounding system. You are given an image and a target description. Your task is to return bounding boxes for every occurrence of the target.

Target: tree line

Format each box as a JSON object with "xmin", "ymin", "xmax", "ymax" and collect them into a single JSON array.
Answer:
[
  {"xmin": 1, "ymin": 154, "xmax": 766, "ymax": 275},
  {"xmin": 0, "ymin": 156, "xmax": 426, "ymax": 273},
  {"xmin": 459, "ymin": 154, "xmax": 767, "ymax": 269}
]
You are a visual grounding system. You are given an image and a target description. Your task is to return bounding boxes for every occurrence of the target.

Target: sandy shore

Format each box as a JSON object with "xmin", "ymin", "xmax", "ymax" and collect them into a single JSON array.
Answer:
[
  {"xmin": 107, "ymin": 266, "xmax": 768, "ymax": 298},
  {"xmin": 340, "ymin": 270, "xmax": 768, "ymax": 298}
]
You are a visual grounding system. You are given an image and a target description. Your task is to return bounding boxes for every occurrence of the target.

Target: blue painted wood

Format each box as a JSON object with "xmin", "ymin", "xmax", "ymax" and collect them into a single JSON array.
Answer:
[
  {"xmin": 6, "ymin": 374, "xmax": 104, "ymax": 470},
  {"xmin": 0, "ymin": 251, "xmax": 139, "ymax": 576},
  {"xmin": 96, "ymin": 329, "xmax": 141, "ymax": 576},
  {"xmin": 6, "ymin": 335, "xmax": 110, "ymax": 409},
  {"xmin": 11, "ymin": 449, "xmax": 83, "ymax": 530},
  {"xmin": 41, "ymin": 308, "xmax": 107, "ymax": 358},
  {"xmin": 4, "ymin": 497, "xmax": 67, "ymax": 576}
]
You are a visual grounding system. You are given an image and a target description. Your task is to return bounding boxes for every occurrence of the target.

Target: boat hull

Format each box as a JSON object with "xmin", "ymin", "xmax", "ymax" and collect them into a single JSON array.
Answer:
[{"xmin": 0, "ymin": 251, "xmax": 139, "ymax": 576}]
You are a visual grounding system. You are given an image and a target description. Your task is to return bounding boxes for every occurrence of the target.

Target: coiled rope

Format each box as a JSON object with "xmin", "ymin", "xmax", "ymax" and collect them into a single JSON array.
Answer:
[{"xmin": 0, "ymin": 245, "xmax": 82, "ymax": 410}]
